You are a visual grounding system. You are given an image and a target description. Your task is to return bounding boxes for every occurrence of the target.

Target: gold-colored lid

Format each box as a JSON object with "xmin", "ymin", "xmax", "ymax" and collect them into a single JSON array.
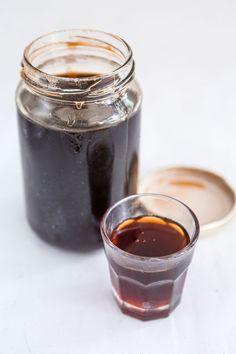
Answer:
[{"xmin": 139, "ymin": 166, "xmax": 236, "ymax": 235}]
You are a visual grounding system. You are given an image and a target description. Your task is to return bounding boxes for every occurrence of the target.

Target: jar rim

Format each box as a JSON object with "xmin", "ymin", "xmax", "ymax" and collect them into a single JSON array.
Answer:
[{"xmin": 21, "ymin": 29, "xmax": 135, "ymax": 101}]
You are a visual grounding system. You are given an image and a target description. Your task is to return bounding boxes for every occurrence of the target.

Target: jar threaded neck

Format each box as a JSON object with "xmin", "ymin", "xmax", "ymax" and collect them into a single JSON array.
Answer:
[{"xmin": 21, "ymin": 29, "xmax": 135, "ymax": 102}]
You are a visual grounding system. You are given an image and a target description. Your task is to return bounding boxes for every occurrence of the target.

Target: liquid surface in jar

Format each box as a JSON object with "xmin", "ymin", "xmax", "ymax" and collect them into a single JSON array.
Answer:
[
  {"xmin": 56, "ymin": 71, "xmax": 99, "ymax": 78},
  {"xmin": 110, "ymin": 215, "xmax": 190, "ymax": 257}
]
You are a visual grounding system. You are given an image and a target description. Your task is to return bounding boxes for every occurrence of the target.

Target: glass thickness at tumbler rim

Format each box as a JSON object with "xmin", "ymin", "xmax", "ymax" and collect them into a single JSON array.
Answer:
[{"xmin": 101, "ymin": 194, "xmax": 199, "ymax": 320}]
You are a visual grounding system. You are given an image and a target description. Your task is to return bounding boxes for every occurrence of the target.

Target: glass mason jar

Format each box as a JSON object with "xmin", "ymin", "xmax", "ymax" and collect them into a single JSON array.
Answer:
[{"xmin": 16, "ymin": 29, "xmax": 142, "ymax": 250}]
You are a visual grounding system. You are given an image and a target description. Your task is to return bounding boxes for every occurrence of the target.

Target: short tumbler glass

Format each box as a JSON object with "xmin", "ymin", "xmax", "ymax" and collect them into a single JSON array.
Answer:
[{"xmin": 100, "ymin": 194, "xmax": 199, "ymax": 320}]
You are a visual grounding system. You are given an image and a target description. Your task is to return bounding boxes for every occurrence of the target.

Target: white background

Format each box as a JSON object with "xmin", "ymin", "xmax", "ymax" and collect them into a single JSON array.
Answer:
[{"xmin": 0, "ymin": 1, "xmax": 236, "ymax": 353}]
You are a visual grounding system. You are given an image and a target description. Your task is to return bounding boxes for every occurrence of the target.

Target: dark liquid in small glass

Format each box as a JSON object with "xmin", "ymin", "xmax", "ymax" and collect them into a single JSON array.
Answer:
[
  {"xmin": 108, "ymin": 216, "xmax": 191, "ymax": 320},
  {"xmin": 18, "ymin": 71, "xmax": 140, "ymax": 250},
  {"xmin": 111, "ymin": 215, "xmax": 190, "ymax": 257}
]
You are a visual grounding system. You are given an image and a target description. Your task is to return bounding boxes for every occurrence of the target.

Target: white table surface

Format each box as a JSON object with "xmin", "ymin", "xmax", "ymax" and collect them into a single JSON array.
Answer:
[{"xmin": 1, "ymin": 1, "xmax": 236, "ymax": 353}]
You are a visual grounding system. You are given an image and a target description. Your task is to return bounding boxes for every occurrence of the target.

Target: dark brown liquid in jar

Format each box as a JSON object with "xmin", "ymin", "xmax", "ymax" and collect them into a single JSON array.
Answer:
[{"xmin": 17, "ymin": 72, "xmax": 140, "ymax": 250}]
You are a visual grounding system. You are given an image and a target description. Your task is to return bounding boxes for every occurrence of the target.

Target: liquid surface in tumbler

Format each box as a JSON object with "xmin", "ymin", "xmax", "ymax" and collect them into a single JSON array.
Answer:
[{"xmin": 110, "ymin": 215, "xmax": 190, "ymax": 257}]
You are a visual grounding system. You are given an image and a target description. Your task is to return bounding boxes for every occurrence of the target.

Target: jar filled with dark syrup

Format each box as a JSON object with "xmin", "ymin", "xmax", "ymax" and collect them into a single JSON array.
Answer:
[{"xmin": 16, "ymin": 30, "xmax": 141, "ymax": 250}]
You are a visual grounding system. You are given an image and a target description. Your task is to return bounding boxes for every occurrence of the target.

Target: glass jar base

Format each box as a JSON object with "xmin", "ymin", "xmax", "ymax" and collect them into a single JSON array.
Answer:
[{"xmin": 27, "ymin": 218, "xmax": 102, "ymax": 252}]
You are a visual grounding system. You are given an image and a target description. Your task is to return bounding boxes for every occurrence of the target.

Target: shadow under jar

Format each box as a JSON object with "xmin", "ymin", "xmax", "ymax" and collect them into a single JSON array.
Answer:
[{"xmin": 16, "ymin": 29, "xmax": 141, "ymax": 250}]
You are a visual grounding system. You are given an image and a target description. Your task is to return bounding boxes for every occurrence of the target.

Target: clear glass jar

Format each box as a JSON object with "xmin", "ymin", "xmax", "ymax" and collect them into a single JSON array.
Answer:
[{"xmin": 16, "ymin": 29, "xmax": 142, "ymax": 250}]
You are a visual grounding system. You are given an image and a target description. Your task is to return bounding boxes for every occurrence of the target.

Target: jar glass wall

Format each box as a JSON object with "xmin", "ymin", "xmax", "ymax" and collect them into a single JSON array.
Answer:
[{"xmin": 16, "ymin": 29, "xmax": 142, "ymax": 250}]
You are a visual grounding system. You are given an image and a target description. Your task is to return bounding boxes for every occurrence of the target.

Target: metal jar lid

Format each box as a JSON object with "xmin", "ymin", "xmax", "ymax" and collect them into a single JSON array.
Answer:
[{"xmin": 139, "ymin": 166, "xmax": 236, "ymax": 235}]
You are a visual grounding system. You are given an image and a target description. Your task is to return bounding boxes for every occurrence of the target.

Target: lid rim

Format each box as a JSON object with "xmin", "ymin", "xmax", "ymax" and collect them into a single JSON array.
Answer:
[{"xmin": 139, "ymin": 165, "xmax": 236, "ymax": 234}]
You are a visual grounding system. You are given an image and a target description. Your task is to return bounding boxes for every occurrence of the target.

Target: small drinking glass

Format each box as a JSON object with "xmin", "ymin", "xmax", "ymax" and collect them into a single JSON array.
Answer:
[{"xmin": 100, "ymin": 194, "xmax": 199, "ymax": 320}]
